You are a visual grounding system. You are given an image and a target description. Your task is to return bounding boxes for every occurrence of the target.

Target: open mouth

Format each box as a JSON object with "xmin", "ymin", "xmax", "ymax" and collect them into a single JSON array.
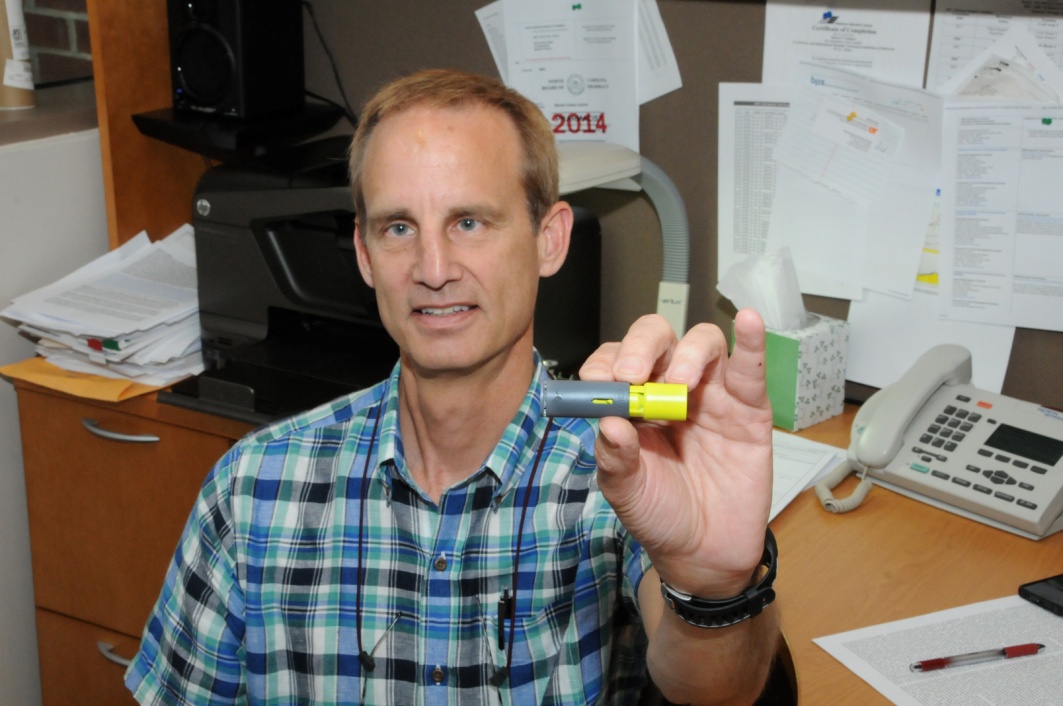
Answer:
[{"xmin": 417, "ymin": 305, "xmax": 472, "ymax": 316}]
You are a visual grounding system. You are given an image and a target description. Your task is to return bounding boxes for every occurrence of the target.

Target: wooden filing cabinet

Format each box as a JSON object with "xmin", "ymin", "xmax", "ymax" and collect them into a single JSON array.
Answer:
[{"xmin": 14, "ymin": 381, "xmax": 252, "ymax": 706}]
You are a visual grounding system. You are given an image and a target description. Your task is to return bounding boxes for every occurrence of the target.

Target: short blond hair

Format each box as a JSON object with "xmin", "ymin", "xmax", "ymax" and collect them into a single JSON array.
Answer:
[{"xmin": 349, "ymin": 68, "xmax": 558, "ymax": 231}]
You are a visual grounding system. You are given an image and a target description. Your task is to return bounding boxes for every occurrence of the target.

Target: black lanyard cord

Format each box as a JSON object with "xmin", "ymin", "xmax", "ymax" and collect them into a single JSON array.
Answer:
[
  {"xmin": 356, "ymin": 403, "xmax": 384, "ymax": 672},
  {"xmin": 492, "ymin": 417, "xmax": 554, "ymax": 687},
  {"xmin": 353, "ymin": 399, "xmax": 555, "ymax": 691}
]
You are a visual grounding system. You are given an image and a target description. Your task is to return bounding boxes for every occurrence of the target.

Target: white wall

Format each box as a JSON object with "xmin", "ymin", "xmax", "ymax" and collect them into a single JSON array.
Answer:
[{"xmin": 0, "ymin": 129, "xmax": 109, "ymax": 706}]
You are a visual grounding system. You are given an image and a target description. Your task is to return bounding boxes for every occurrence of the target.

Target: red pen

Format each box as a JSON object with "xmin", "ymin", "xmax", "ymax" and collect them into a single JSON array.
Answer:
[{"xmin": 910, "ymin": 642, "xmax": 1044, "ymax": 672}]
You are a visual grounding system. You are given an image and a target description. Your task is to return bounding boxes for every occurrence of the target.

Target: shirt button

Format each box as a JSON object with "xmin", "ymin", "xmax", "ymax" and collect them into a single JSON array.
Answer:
[
  {"xmin": 433, "ymin": 554, "xmax": 448, "ymax": 571},
  {"xmin": 431, "ymin": 666, "xmax": 445, "ymax": 683}
]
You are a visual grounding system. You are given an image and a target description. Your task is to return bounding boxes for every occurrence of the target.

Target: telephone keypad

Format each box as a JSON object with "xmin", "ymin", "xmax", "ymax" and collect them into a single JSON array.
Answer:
[{"xmin": 912, "ymin": 398, "xmax": 1044, "ymax": 515}]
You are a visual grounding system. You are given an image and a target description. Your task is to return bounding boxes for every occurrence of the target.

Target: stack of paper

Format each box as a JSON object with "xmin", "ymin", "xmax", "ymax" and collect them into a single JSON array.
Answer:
[{"xmin": 0, "ymin": 225, "xmax": 204, "ymax": 388}]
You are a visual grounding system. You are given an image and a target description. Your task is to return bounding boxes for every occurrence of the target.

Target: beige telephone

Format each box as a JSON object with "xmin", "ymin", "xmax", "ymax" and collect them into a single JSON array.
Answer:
[{"xmin": 816, "ymin": 344, "xmax": 1063, "ymax": 539}]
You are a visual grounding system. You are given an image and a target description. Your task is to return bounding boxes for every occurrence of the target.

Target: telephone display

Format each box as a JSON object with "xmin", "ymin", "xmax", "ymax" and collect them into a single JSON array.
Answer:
[
  {"xmin": 984, "ymin": 424, "xmax": 1063, "ymax": 466},
  {"xmin": 816, "ymin": 344, "xmax": 1063, "ymax": 540}
]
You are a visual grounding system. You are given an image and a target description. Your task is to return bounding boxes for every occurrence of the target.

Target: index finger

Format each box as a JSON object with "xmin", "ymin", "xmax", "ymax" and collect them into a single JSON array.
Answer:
[{"xmin": 579, "ymin": 314, "xmax": 677, "ymax": 384}]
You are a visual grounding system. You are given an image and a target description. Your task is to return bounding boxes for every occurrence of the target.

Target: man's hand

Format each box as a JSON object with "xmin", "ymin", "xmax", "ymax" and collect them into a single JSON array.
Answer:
[{"xmin": 579, "ymin": 309, "xmax": 773, "ymax": 598}]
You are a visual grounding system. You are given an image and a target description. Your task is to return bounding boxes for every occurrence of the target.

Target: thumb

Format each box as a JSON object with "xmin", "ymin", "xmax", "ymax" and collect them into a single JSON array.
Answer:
[{"xmin": 594, "ymin": 417, "xmax": 643, "ymax": 498}]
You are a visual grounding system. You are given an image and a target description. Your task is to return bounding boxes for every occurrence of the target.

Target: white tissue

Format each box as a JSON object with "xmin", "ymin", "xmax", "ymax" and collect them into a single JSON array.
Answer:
[{"xmin": 717, "ymin": 248, "xmax": 808, "ymax": 331}]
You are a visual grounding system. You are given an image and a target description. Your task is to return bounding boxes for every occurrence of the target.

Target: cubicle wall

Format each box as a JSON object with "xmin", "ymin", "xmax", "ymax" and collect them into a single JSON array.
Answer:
[
  {"xmin": 302, "ymin": 0, "xmax": 1063, "ymax": 406},
  {"xmin": 0, "ymin": 129, "xmax": 110, "ymax": 706}
]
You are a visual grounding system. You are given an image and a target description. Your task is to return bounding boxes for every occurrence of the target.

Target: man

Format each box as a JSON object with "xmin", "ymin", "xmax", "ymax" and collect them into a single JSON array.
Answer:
[{"xmin": 126, "ymin": 68, "xmax": 778, "ymax": 705}]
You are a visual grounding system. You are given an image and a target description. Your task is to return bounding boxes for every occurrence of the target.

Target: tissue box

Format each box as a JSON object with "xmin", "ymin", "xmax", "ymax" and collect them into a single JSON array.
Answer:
[{"xmin": 764, "ymin": 314, "xmax": 849, "ymax": 431}]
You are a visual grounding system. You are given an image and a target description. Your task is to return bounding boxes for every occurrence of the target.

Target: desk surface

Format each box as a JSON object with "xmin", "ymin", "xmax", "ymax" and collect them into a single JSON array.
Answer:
[{"xmin": 773, "ymin": 405, "xmax": 1063, "ymax": 704}]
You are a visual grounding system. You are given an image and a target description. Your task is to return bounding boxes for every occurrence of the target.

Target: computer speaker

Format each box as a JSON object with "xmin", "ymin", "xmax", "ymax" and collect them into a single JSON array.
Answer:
[{"xmin": 167, "ymin": 0, "xmax": 305, "ymax": 119}]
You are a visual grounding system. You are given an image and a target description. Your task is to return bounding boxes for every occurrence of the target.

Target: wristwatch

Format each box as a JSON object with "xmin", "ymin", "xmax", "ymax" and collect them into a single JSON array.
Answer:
[{"xmin": 658, "ymin": 528, "xmax": 778, "ymax": 629}]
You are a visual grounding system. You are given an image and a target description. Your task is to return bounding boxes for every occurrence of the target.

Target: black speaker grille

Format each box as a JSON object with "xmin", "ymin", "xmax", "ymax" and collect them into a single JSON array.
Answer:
[
  {"xmin": 174, "ymin": 27, "xmax": 234, "ymax": 106},
  {"xmin": 168, "ymin": 0, "xmax": 304, "ymax": 119}
]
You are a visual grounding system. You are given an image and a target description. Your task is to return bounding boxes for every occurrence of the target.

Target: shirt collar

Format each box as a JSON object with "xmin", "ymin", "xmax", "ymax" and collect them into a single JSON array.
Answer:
[{"xmin": 369, "ymin": 353, "xmax": 552, "ymax": 501}]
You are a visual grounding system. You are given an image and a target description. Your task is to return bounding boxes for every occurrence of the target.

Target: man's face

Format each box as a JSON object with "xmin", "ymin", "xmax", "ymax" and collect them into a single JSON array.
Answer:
[{"xmin": 354, "ymin": 104, "xmax": 569, "ymax": 379}]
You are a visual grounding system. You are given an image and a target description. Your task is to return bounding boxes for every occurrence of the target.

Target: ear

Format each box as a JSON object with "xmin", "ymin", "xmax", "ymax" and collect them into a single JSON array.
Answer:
[
  {"xmin": 353, "ymin": 221, "xmax": 376, "ymax": 289},
  {"xmin": 537, "ymin": 201, "xmax": 573, "ymax": 278}
]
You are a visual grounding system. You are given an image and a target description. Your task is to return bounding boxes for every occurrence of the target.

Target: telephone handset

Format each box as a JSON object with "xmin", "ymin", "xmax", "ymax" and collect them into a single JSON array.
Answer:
[{"xmin": 815, "ymin": 344, "xmax": 1063, "ymax": 539}]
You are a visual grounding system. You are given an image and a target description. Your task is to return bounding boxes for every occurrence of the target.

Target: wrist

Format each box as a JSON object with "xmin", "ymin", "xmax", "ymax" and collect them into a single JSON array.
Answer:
[{"xmin": 658, "ymin": 528, "xmax": 778, "ymax": 629}]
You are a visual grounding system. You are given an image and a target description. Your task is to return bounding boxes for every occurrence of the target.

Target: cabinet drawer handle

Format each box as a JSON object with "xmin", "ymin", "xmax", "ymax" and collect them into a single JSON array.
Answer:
[
  {"xmin": 97, "ymin": 641, "xmax": 133, "ymax": 667},
  {"xmin": 82, "ymin": 418, "xmax": 160, "ymax": 443}
]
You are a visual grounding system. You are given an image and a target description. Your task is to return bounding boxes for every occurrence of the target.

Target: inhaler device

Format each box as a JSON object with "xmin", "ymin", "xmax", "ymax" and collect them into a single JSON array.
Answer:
[{"xmin": 543, "ymin": 380, "xmax": 687, "ymax": 421}]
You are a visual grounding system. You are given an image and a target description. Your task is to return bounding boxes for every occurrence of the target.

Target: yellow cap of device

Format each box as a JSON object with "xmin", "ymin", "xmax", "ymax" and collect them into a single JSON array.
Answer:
[{"xmin": 628, "ymin": 383, "xmax": 687, "ymax": 421}]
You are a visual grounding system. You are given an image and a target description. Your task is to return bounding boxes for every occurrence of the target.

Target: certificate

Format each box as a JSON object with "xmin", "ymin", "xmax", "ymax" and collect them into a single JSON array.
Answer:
[
  {"xmin": 763, "ymin": 0, "xmax": 932, "ymax": 87},
  {"xmin": 503, "ymin": 0, "xmax": 640, "ymax": 151}
]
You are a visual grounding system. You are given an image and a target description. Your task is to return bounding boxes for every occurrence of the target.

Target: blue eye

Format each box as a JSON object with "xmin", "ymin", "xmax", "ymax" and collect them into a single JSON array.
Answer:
[
  {"xmin": 457, "ymin": 218, "xmax": 480, "ymax": 232},
  {"xmin": 386, "ymin": 223, "xmax": 412, "ymax": 237}
]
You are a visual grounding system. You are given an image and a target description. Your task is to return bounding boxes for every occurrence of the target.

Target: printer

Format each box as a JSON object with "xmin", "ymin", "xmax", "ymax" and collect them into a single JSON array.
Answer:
[{"xmin": 161, "ymin": 136, "xmax": 602, "ymax": 424}]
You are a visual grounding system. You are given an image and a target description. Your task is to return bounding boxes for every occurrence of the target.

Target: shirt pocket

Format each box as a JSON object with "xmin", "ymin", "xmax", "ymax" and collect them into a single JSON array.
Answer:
[{"xmin": 482, "ymin": 599, "xmax": 569, "ymax": 705}]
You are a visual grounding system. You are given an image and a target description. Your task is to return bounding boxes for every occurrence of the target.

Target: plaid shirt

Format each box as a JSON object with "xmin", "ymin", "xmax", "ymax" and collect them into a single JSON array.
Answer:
[{"xmin": 126, "ymin": 358, "xmax": 652, "ymax": 705}]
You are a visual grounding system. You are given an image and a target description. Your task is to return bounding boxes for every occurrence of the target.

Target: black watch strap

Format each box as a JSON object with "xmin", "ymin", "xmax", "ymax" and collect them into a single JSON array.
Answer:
[{"xmin": 658, "ymin": 528, "xmax": 778, "ymax": 629}]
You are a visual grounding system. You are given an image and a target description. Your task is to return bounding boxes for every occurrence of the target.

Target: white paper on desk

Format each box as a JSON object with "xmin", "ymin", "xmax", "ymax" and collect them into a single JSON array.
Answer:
[
  {"xmin": 937, "ymin": 102, "xmax": 1063, "ymax": 332},
  {"xmin": 20, "ymin": 314, "xmax": 201, "ymax": 366},
  {"xmin": 927, "ymin": 0, "xmax": 1063, "ymax": 94},
  {"xmin": 762, "ymin": 0, "xmax": 932, "ymax": 87},
  {"xmin": 847, "ymin": 289, "xmax": 1015, "ymax": 393},
  {"xmin": 502, "ymin": 0, "xmax": 640, "ymax": 151},
  {"xmin": 38, "ymin": 344, "xmax": 204, "ymax": 387},
  {"xmin": 815, "ymin": 595, "xmax": 1063, "ymax": 705},
  {"xmin": 479, "ymin": 0, "xmax": 680, "ymax": 105},
  {"xmin": 770, "ymin": 430, "xmax": 845, "ymax": 521},
  {"xmin": 3, "ymin": 225, "xmax": 197, "ymax": 337},
  {"xmin": 766, "ymin": 64, "xmax": 942, "ymax": 300}
]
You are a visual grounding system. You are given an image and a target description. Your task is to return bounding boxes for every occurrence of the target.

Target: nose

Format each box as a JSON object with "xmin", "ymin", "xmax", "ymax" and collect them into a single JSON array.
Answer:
[{"xmin": 412, "ymin": 228, "xmax": 459, "ymax": 289}]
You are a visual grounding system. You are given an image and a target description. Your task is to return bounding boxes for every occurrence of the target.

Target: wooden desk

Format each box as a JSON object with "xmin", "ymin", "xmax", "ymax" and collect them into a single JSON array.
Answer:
[{"xmin": 772, "ymin": 405, "xmax": 1063, "ymax": 704}]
